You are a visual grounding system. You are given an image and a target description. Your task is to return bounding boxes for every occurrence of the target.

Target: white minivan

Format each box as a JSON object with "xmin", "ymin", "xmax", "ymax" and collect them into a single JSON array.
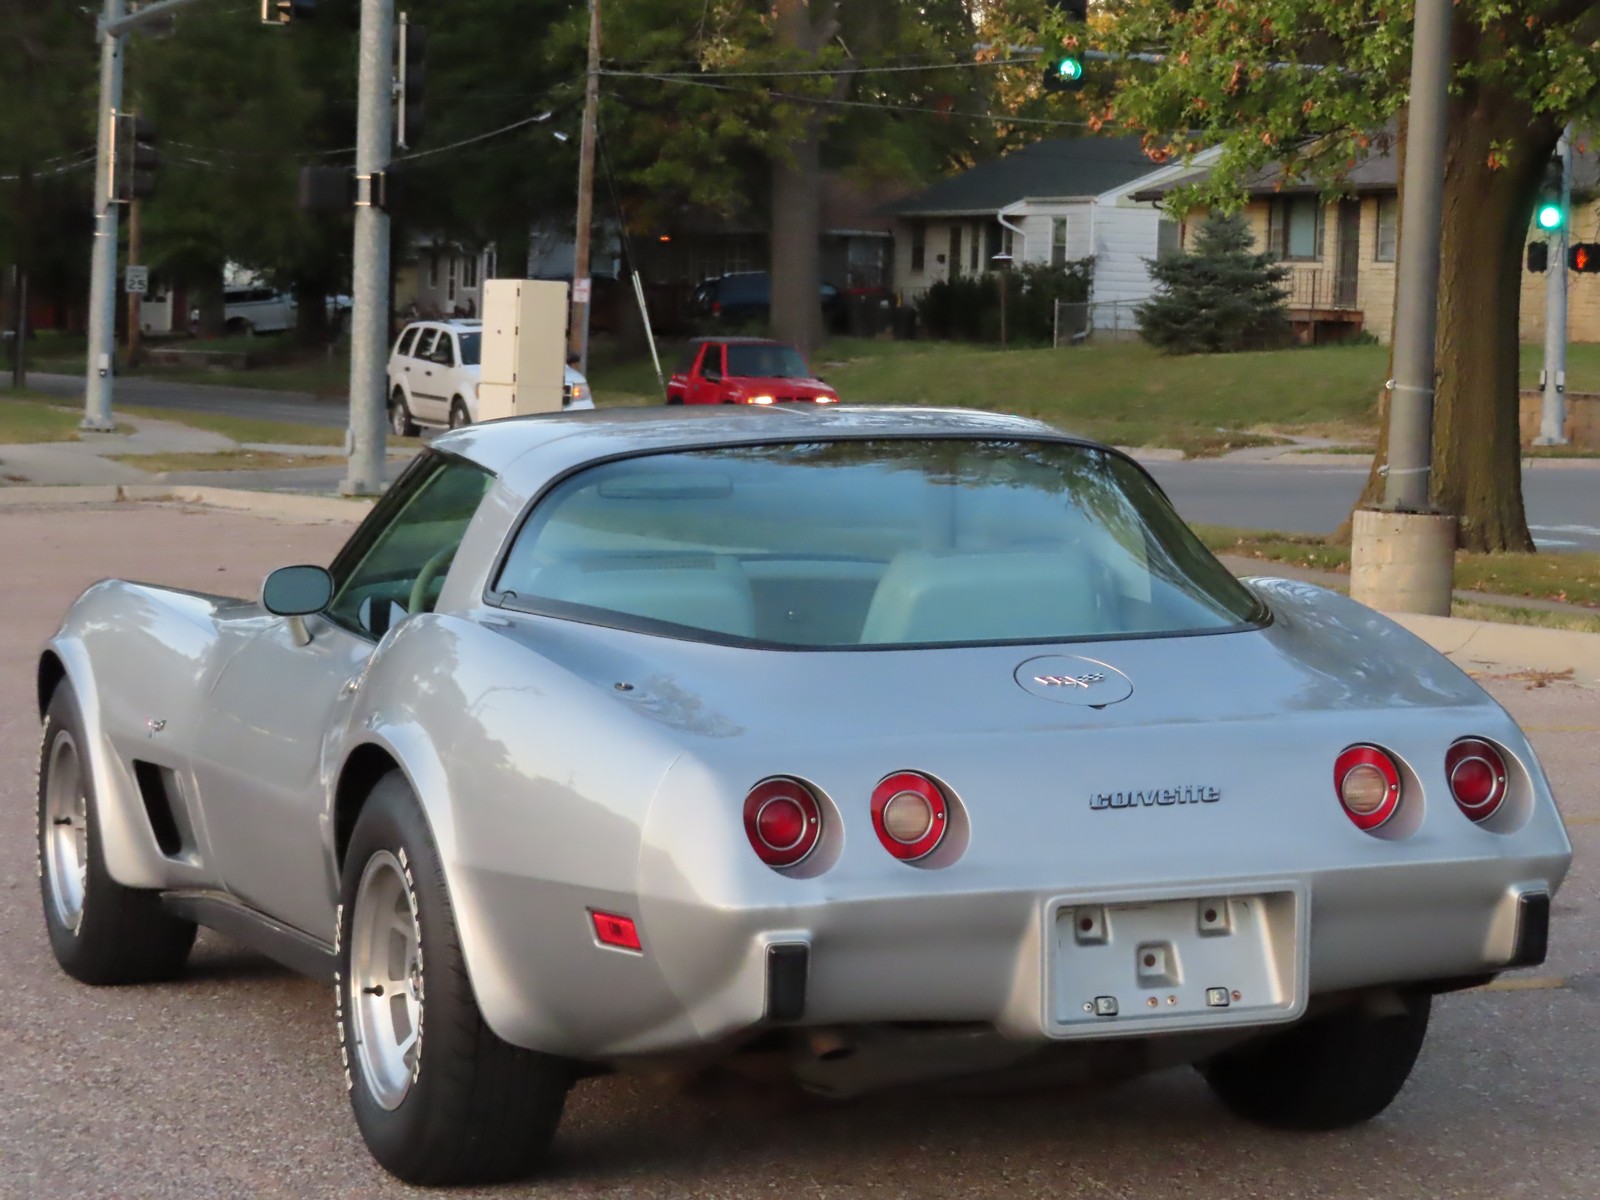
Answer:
[{"xmin": 385, "ymin": 318, "xmax": 594, "ymax": 434}]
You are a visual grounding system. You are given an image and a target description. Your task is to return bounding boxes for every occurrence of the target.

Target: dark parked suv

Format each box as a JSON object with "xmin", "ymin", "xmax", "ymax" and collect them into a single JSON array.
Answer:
[{"xmin": 690, "ymin": 271, "xmax": 840, "ymax": 327}]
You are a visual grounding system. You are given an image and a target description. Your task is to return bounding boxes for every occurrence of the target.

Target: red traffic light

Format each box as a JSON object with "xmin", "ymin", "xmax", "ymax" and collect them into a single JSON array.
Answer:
[{"xmin": 1570, "ymin": 242, "xmax": 1600, "ymax": 273}]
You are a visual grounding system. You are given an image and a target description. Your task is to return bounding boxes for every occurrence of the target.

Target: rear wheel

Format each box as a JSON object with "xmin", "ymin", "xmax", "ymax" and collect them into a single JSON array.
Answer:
[
  {"xmin": 389, "ymin": 388, "xmax": 419, "ymax": 437},
  {"xmin": 38, "ymin": 682, "xmax": 196, "ymax": 985},
  {"xmin": 1200, "ymin": 992, "xmax": 1431, "ymax": 1130},
  {"xmin": 338, "ymin": 773, "xmax": 572, "ymax": 1185},
  {"xmin": 448, "ymin": 398, "xmax": 471, "ymax": 429}
]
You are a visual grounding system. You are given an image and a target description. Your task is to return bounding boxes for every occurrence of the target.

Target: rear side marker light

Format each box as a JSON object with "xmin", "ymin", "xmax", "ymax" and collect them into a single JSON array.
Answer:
[
  {"xmin": 1447, "ymin": 738, "xmax": 1509, "ymax": 823},
  {"xmin": 744, "ymin": 778, "xmax": 823, "ymax": 869},
  {"xmin": 1334, "ymin": 744, "xmax": 1402, "ymax": 831},
  {"xmin": 871, "ymin": 771, "xmax": 949, "ymax": 861},
  {"xmin": 591, "ymin": 910, "xmax": 642, "ymax": 952}
]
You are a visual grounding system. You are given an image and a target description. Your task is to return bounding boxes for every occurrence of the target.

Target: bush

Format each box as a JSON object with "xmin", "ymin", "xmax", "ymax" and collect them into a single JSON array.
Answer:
[
  {"xmin": 1138, "ymin": 214, "xmax": 1290, "ymax": 354},
  {"xmin": 916, "ymin": 259, "xmax": 1092, "ymax": 344}
]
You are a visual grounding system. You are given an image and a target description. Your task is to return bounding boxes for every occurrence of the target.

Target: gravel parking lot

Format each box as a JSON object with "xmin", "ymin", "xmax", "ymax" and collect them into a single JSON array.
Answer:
[{"xmin": 2, "ymin": 504, "xmax": 1596, "ymax": 1199}]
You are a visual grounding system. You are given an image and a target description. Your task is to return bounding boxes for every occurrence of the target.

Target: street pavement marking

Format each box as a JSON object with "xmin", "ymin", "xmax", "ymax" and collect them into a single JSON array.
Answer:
[
  {"xmin": 1466, "ymin": 976, "xmax": 1567, "ymax": 993},
  {"xmin": 1562, "ymin": 815, "xmax": 1600, "ymax": 825}
]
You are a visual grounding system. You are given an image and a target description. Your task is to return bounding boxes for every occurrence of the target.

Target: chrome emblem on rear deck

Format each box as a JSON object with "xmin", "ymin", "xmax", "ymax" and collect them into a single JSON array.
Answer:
[{"xmin": 1014, "ymin": 655, "xmax": 1133, "ymax": 707}]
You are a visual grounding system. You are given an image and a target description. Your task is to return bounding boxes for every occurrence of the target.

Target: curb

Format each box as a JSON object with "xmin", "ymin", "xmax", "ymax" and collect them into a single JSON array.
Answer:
[
  {"xmin": 1389, "ymin": 613, "xmax": 1600, "ymax": 687},
  {"xmin": 0, "ymin": 482, "xmax": 371, "ymax": 523}
]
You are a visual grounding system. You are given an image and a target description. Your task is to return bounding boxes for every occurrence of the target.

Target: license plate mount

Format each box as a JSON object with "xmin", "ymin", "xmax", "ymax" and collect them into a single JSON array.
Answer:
[{"xmin": 1044, "ymin": 883, "xmax": 1307, "ymax": 1038}]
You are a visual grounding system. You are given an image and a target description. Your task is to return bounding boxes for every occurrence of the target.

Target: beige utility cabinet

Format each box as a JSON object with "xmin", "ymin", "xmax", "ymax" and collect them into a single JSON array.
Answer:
[{"xmin": 478, "ymin": 279, "xmax": 569, "ymax": 420}]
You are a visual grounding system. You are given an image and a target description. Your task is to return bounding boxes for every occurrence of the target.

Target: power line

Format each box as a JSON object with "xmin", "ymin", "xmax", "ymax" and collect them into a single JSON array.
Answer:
[
  {"xmin": 600, "ymin": 56, "xmax": 1039, "ymax": 80},
  {"xmin": 394, "ymin": 110, "xmax": 561, "ymax": 163},
  {"xmin": 0, "ymin": 155, "xmax": 97, "ymax": 182},
  {"xmin": 611, "ymin": 72, "xmax": 1111, "ymax": 131}
]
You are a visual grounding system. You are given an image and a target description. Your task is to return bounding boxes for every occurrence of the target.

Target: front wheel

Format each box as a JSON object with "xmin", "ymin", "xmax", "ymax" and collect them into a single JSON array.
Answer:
[
  {"xmin": 1199, "ymin": 992, "xmax": 1431, "ymax": 1130},
  {"xmin": 389, "ymin": 388, "xmax": 420, "ymax": 438},
  {"xmin": 338, "ymin": 773, "xmax": 572, "ymax": 1185},
  {"xmin": 38, "ymin": 682, "xmax": 196, "ymax": 985}
]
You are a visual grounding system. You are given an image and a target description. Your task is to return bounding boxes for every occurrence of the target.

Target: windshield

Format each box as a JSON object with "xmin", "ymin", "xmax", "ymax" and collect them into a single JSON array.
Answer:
[
  {"xmin": 494, "ymin": 440, "xmax": 1264, "ymax": 648},
  {"xmin": 726, "ymin": 344, "xmax": 809, "ymax": 379},
  {"xmin": 457, "ymin": 332, "xmax": 481, "ymax": 366}
]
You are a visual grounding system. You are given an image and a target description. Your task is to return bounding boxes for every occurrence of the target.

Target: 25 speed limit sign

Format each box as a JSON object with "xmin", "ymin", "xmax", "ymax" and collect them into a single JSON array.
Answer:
[{"xmin": 125, "ymin": 266, "xmax": 150, "ymax": 295}]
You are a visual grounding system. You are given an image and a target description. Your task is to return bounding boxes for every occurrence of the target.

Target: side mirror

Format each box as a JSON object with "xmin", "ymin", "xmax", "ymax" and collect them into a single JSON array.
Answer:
[{"xmin": 262, "ymin": 565, "xmax": 333, "ymax": 616}]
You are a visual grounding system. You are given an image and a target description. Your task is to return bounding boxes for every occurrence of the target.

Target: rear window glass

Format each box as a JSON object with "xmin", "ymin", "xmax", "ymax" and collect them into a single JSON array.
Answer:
[
  {"xmin": 458, "ymin": 332, "xmax": 481, "ymax": 365},
  {"xmin": 494, "ymin": 440, "xmax": 1263, "ymax": 648},
  {"xmin": 720, "ymin": 274, "xmax": 767, "ymax": 303}
]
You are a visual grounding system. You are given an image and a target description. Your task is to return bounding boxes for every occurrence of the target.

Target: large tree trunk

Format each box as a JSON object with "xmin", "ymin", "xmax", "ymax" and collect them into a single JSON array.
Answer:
[
  {"xmin": 769, "ymin": 0, "xmax": 839, "ymax": 357},
  {"xmin": 1350, "ymin": 86, "xmax": 1556, "ymax": 552}
]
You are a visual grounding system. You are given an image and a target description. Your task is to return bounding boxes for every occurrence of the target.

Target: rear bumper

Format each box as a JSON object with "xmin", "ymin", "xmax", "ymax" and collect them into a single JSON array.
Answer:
[{"xmin": 461, "ymin": 849, "xmax": 1567, "ymax": 1060}]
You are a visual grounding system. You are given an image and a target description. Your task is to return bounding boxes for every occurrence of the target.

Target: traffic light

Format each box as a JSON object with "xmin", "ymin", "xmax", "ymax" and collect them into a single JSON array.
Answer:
[
  {"xmin": 397, "ymin": 17, "xmax": 427, "ymax": 148},
  {"xmin": 1534, "ymin": 153, "xmax": 1566, "ymax": 232},
  {"xmin": 298, "ymin": 164, "xmax": 355, "ymax": 213},
  {"xmin": 1570, "ymin": 243, "xmax": 1600, "ymax": 273},
  {"xmin": 1043, "ymin": 54, "xmax": 1086, "ymax": 91},
  {"xmin": 261, "ymin": 0, "xmax": 316, "ymax": 23},
  {"xmin": 116, "ymin": 115, "xmax": 159, "ymax": 202},
  {"xmin": 1528, "ymin": 242, "xmax": 1549, "ymax": 274}
]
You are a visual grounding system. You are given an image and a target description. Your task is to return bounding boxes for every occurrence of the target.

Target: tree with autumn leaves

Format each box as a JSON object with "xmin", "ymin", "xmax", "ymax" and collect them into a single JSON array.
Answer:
[{"xmin": 1075, "ymin": 0, "xmax": 1600, "ymax": 552}]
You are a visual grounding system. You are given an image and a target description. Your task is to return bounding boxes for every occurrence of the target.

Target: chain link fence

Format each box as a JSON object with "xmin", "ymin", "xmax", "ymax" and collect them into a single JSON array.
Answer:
[{"xmin": 1052, "ymin": 298, "xmax": 1149, "ymax": 347}]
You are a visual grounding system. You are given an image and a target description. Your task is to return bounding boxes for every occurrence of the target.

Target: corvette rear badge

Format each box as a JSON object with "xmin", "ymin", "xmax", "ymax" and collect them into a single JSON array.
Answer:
[{"xmin": 1014, "ymin": 655, "xmax": 1133, "ymax": 707}]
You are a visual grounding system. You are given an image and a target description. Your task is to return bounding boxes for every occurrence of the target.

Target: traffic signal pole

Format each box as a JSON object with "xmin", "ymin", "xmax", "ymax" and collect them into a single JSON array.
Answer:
[
  {"xmin": 341, "ymin": 0, "xmax": 394, "ymax": 496},
  {"xmin": 83, "ymin": 0, "xmax": 215, "ymax": 431},
  {"xmin": 1537, "ymin": 126, "xmax": 1573, "ymax": 446}
]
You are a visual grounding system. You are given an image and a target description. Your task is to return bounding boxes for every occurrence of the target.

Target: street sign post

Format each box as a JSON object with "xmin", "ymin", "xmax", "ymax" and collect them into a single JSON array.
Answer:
[{"xmin": 124, "ymin": 266, "xmax": 149, "ymax": 295}]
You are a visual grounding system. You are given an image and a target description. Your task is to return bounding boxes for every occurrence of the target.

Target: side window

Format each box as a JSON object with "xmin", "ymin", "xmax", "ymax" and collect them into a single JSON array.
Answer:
[
  {"xmin": 433, "ymin": 335, "xmax": 457, "ymax": 368},
  {"xmin": 397, "ymin": 327, "xmax": 419, "ymax": 357},
  {"xmin": 326, "ymin": 455, "xmax": 496, "ymax": 637},
  {"xmin": 702, "ymin": 344, "xmax": 723, "ymax": 377},
  {"xmin": 414, "ymin": 329, "xmax": 440, "ymax": 361}
]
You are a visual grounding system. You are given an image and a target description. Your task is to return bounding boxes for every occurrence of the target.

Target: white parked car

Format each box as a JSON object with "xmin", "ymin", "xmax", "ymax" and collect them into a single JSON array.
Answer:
[
  {"xmin": 385, "ymin": 318, "xmax": 594, "ymax": 435},
  {"xmin": 223, "ymin": 287, "xmax": 296, "ymax": 335}
]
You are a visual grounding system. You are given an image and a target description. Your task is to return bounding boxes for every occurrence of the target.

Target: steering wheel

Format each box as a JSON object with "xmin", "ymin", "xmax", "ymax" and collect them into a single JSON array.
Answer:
[{"xmin": 408, "ymin": 546, "xmax": 457, "ymax": 616}]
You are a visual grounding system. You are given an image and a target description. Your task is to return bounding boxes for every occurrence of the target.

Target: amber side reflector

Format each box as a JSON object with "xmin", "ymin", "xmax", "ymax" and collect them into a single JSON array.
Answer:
[{"xmin": 591, "ymin": 910, "xmax": 643, "ymax": 952}]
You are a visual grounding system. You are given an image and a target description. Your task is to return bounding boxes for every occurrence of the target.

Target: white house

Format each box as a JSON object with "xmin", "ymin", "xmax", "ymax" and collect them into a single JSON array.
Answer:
[{"xmin": 885, "ymin": 136, "xmax": 1219, "ymax": 334}]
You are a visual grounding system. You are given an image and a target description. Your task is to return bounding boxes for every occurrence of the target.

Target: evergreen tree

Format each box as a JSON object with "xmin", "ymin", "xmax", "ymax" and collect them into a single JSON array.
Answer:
[{"xmin": 1137, "ymin": 215, "xmax": 1289, "ymax": 355}]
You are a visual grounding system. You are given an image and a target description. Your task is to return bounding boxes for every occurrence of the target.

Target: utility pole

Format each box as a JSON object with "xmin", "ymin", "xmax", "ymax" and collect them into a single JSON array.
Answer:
[
  {"xmin": 570, "ymin": 0, "xmax": 600, "ymax": 376},
  {"xmin": 342, "ymin": 0, "xmax": 395, "ymax": 496},
  {"xmin": 1349, "ymin": 0, "xmax": 1457, "ymax": 615},
  {"xmin": 83, "ymin": 0, "xmax": 127, "ymax": 431},
  {"xmin": 1537, "ymin": 126, "xmax": 1573, "ymax": 446}
]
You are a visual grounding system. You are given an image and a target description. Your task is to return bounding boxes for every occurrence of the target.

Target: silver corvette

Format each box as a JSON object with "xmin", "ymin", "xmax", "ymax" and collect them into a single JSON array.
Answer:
[{"xmin": 37, "ymin": 407, "xmax": 1572, "ymax": 1184}]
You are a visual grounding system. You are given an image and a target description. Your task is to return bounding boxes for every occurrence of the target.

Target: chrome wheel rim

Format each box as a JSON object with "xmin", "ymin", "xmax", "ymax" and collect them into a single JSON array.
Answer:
[
  {"xmin": 44, "ymin": 729, "xmax": 88, "ymax": 933},
  {"xmin": 389, "ymin": 403, "xmax": 409, "ymax": 436},
  {"xmin": 350, "ymin": 850, "xmax": 423, "ymax": 1110},
  {"xmin": 449, "ymin": 405, "xmax": 467, "ymax": 429}
]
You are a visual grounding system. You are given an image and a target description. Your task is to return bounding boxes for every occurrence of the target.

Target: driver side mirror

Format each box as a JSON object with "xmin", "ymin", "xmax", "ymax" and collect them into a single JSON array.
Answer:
[{"xmin": 262, "ymin": 565, "xmax": 333, "ymax": 646}]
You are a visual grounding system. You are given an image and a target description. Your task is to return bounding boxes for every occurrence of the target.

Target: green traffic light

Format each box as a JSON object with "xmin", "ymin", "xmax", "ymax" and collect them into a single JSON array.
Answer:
[
  {"xmin": 1536, "ymin": 203, "xmax": 1565, "ymax": 231},
  {"xmin": 1056, "ymin": 56, "xmax": 1084, "ymax": 81}
]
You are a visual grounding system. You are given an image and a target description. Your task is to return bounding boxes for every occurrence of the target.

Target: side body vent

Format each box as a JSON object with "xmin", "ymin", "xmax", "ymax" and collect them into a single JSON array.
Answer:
[{"xmin": 131, "ymin": 761, "xmax": 187, "ymax": 857}]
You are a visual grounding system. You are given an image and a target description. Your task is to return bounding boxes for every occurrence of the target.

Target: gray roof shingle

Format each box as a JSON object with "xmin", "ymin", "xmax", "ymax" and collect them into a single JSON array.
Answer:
[{"xmin": 883, "ymin": 135, "xmax": 1169, "ymax": 216}]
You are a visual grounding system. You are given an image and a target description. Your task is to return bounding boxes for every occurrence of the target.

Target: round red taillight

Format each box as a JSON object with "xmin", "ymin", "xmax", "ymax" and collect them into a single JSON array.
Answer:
[
  {"xmin": 1334, "ymin": 745, "xmax": 1402, "ymax": 831},
  {"xmin": 871, "ymin": 772, "xmax": 948, "ymax": 861},
  {"xmin": 1447, "ymin": 738, "xmax": 1508, "ymax": 822},
  {"xmin": 744, "ymin": 778, "xmax": 822, "ymax": 868}
]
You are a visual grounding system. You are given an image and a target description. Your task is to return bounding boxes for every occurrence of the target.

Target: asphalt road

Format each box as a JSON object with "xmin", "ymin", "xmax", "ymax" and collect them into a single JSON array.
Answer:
[
  {"xmin": 13, "ymin": 373, "xmax": 1600, "ymax": 551},
  {"xmin": 2, "ymin": 504, "xmax": 1598, "ymax": 1198}
]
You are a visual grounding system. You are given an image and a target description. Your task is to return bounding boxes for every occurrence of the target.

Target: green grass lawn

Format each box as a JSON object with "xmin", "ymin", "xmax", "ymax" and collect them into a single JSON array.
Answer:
[{"xmin": 0, "ymin": 393, "xmax": 85, "ymax": 443}]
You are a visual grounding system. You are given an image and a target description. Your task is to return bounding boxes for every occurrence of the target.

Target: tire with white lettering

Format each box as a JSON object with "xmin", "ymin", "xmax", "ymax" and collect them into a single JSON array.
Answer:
[
  {"xmin": 38, "ymin": 680, "xmax": 196, "ymax": 985},
  {"xmin": 337, "ymin": 772, "xmax": 572, "ymax": 1185},
  {"xmin": 1199, "ymin": 992, "xmax": 1430, "ymax": 1130}
]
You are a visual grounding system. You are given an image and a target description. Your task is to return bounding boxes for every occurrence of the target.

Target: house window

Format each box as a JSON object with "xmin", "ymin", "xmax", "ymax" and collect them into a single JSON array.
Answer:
[
  {"xmin": 949, "ymin": 226, "xmax": 963, "ymax": 278},
  {"xmin": 970, "ymin": 224, "xmax": 981, "ymax": 273},
  {"xmin": 985, "ymin": 221, "xmax": 1003, "ymax": 266},
  {"xmin": 447, "ymin": 256, "xmax": 458, "ymax": 302},
  {"xmin": 1157, "ymin": 219, "xmax": 1180, "ymax": 258},
  {"xmin": 1051, "ymin": 217, "xmax": 1069, "ymax": 267},
  {"xmin": 1004, "ymin": 227, "xmax": 1015, "ymax": 259},
  {"xmin": 910, "ymin": 221, "xmax": 926, "ymax": 273},
  {"xmin": 1268, "ymin": 196, "xmax": 1323, "ymax": 261},
  {"xmin": 428, "ymin": 252, "xmax": 439, "ymax": 288},
  {"xmin": 462, "ymin": 254, "xmax": 479, "ymax": 289},
  {"xmin": 1375, "ymin": 195, "xmax": 1399, "ymax": 262}
]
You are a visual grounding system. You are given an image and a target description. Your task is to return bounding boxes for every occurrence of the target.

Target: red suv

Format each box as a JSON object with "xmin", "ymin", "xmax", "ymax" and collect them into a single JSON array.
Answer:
[{"xmin": 666, "ymin": 337, "xmax": 840, "ymax": 406}]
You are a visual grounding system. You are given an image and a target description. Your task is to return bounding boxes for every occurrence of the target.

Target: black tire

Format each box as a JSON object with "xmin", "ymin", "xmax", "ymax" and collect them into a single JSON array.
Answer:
[
  {"xmin": 389, "ymin": 388, "xmax": 420, "ymax": 438},
  {"xmin": 666, "ymin": 395, "xmax": 683, "ymax": 406},
  {"xmin": 448, "ymin": 398, "xmax": 471, "ymax": 429},
  {"xmin": 1199, "ymin": 992, "xmax": 1431, "ymax": 1130},
  {"xmin": 337, "ymin": 773, "xmax": 572, "ymax": 1185},
  {"xmin": 38, "ymin": 681, "xmax": 196, "ymax": 985}
]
